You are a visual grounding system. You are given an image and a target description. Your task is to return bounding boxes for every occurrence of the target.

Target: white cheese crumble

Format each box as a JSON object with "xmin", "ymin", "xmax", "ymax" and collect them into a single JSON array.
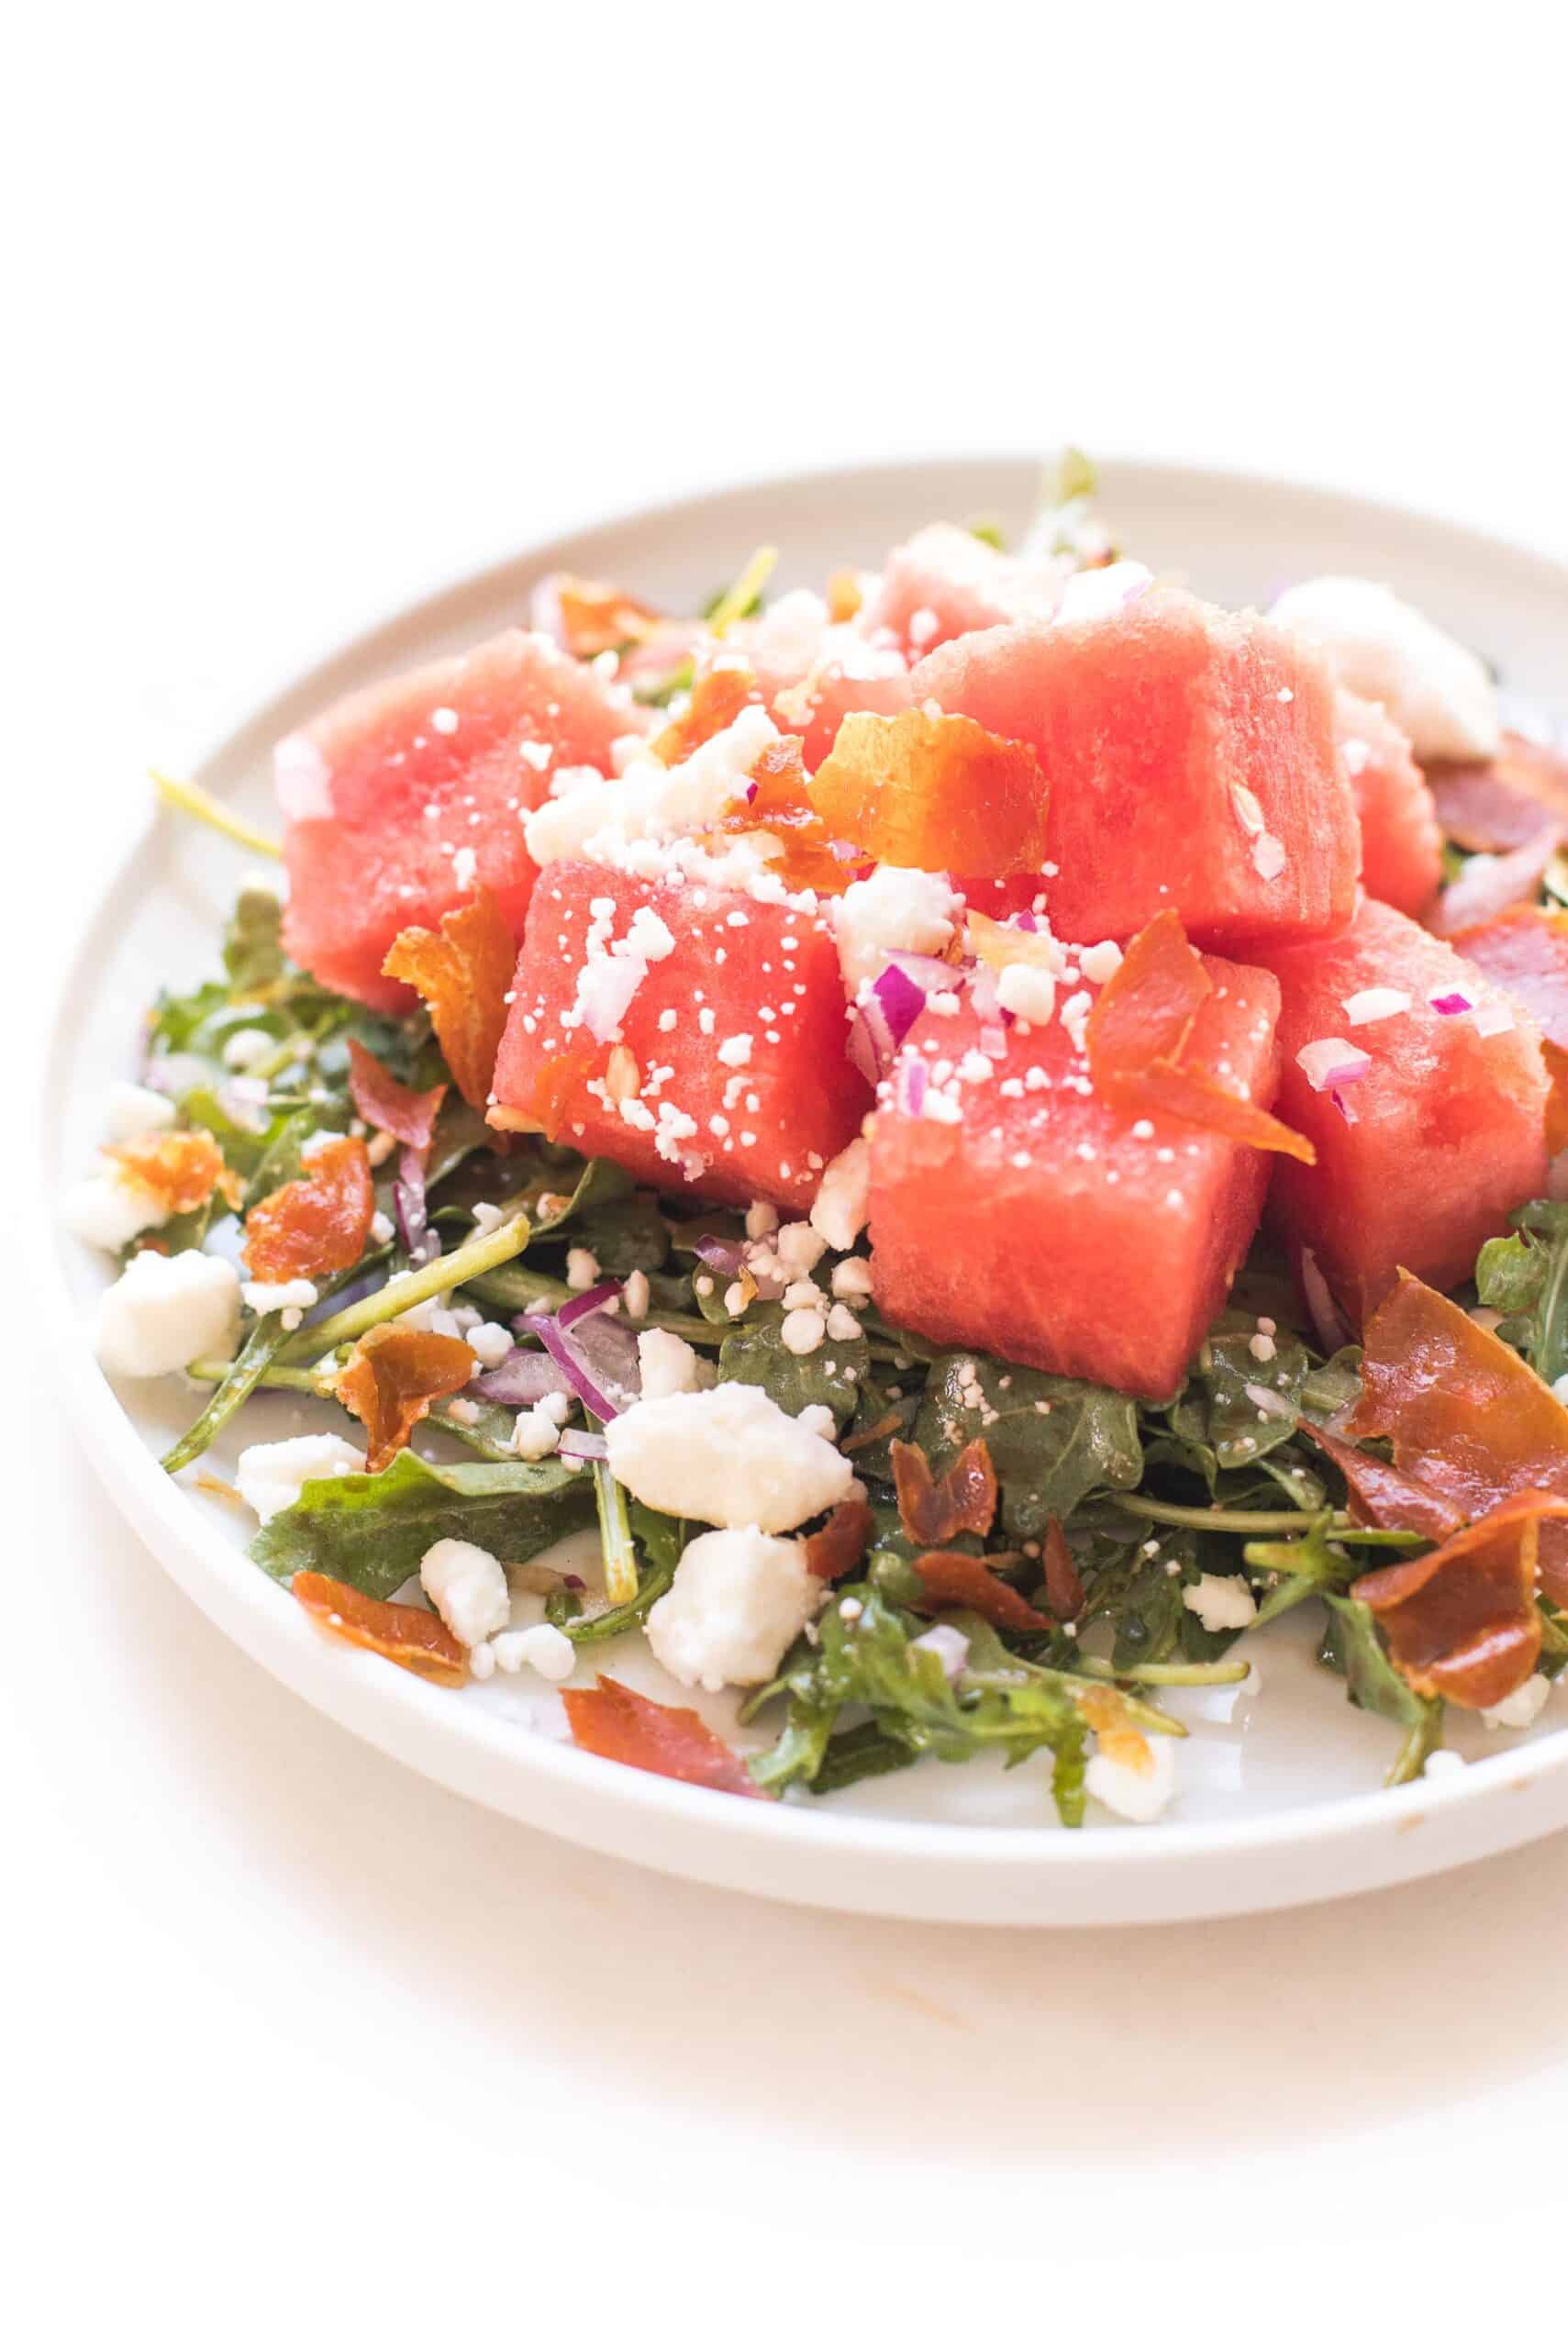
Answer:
[
  {"xmin": 565, "ymin": 1248, "xmax": 600, "ymax": 1292},
  {"xmin": 996, "ymin": 962, "xmax": 1057, "ymax": 1025},
  {"xmin": 419, "ymin": 1538, "xmax": 511, "ymax": 1648},
  {"xmin": 1270, "ymin": 576, "xmax": 1500, "ymax": 761},
  {"xmin": 487, "ymin": 1622, "xmax": 575, "ymax": 1682},
  {"xmin": 1084, "ymin": 1733, "xmax": 1178, "ymax": 1823},
  {"xmin": 241, "ymin": 1276, "xmax": 318, "ymax": 1318},
  {"xmin": 636, "ymin": 1326, "xmax": 711, "ymax": 1400},
  {"xmin": 222, "ymin": 1027, "xmax": 275, "ymax": 1073},
  {"xmin": 834, "ymin": 864, "xmax": 959, "ymax": 996},
  {"xmin": 646, "ymin": 1524, "xmax": 823, "ymax": 1691},
  {"xmin": 95, "ymin": 1249, "xmax": 241, "ymax": 1379},
  {"xmin": 512, "ymin": 1408, "xmax": 562, "ymax": 1460},
  {"xmin": 1054, "ymin": 559, "xmax": 1153, "ymax": 625},
  {"xmin": 1182, "ymin": 1574, "xmax": 1258, "ymax": 1632},
  {"xmin": 1481, "ymin": 1674, "xmax": 1551, "ymax": 1731},
  {"xmin": 525, "ymin": 703, "xmax": 780, "ymax": 865},
  {"xmin": 1342, "ymin": 987, "xmax": 1412, "ymax": 1026},
  {"xmin": 468, "ymin": 1320, "xmax": 514, "ymax": 1369},
  {"xmin": 63, "ymin": 1163, "xmax": 171, "ymax": 1252},
  {"xmin": 235, "ymin": 1432, "xmax": 366, "ymax": 1522},
  {"xmin": 104, "ymin": 1081, "xmax": 177, "ymax": 1141},
  {"xmin": 830, "ymin": 1255, "xmax": 874, "ymax": 1305},
  {"xmin": 809, "ymin": 1136, "xmax": 871, "ymax": 1251},
  {"xmin": 604, "ymin": 1381, "xmax": 854, "ymax": 1531}
]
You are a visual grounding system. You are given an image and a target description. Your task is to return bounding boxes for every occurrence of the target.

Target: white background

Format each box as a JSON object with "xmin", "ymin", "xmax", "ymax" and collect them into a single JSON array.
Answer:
[{"xmin": 9, "ymin": 5, "xmax": 1568, "ymax": 2337}]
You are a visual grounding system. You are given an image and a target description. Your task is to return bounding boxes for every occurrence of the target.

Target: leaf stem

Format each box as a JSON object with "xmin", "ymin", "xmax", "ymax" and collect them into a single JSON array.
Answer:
[
  {"xmin": 593, "ymin": 1458, "xmax": 639, "ymax": 1607},
  {"xmin": 706, "ymin": 544, "xmax": 777, "ymax": 637},
  {"xmin": 152, "ymin": 768, "xmax": 282, "ymax": 859},
  {"xmin": 1071, "ymin": 1653, "xmax": 1251, "ymax": 1688},
  {"xmin": 1118, "ymin": 1496, "xmax": 1321, "ymax": 1535},
  {"xmin": 186, "ymin": 1355, "xmax": 319, "ymax": 1393},
  {"xmin": 284, "ymin": 1213, "xmax": 532, "ymax": 1361}
]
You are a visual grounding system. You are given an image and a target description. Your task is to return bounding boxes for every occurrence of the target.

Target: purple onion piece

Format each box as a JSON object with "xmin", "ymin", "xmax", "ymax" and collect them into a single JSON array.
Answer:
[
  {"xmin": 1429, "ymin": 991, "xmax": 1473, "ymax": 1016},
  {"xmin": 557, "ymin": 1277, "xmax": 624, "ymax": 1330},
  {"xmin": 472, "ymin": 1349, "xmax": 573, "ymax": 1407},
  {"xmin": 1297, "ymin": 1246, "xmax": 1353, "ymax": 1358},
  {"xmin": 522, "ymin": 1300, "xmax": 642, "ymax": 1421},
  {"xmin": 393, "ymin": 1144, "xmax": 439, "ymax": 1266},
  {"xmin": 691, "ymin": 1235, "xmax": 747, "ymax": 1277},
  {"xmin": 885, "ymin": 951, "xmax": 958, "ymax": 993},
  {"xmin": 899, "ymin": 1054, "xmax": 929, "ymax": 1118},
  {"xmin": 557, "ymin": 1427, "xmax": 609, "ymax": 1463}
]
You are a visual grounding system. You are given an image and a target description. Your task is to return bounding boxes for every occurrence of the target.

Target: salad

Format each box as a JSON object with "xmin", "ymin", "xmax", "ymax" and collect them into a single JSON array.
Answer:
[{"xmin": 68, "ymin": 458, "xmax": 1568, "ymax": 1827}]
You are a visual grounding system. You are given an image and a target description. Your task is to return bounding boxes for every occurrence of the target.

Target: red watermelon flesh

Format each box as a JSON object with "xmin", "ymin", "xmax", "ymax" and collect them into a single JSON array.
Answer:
[
  {"xmin": 1251, "ymin": 897, "xmax": 1551, "ymax": 1325},
  {"xmin": 490, "ymin": 859, "xmax": 871, "ymax": 1211},
  {"xmin": 912, "ymin": 587, "xmax": 1359, "ymax": 952},
  {"xmin": 865, "ymin": 523, "xmax": 1066, "ymax": 656},
  {"xmin": 866, "ymin": 954, "xmax": 1283, "ymax": 1399},
  {"xmin": 278, "ymin": 629, "xmax": 648, "ymax": 1013},
  {"xmin": 1336, "ymin": 691, "xmax": 1443, "ymax": 918}
]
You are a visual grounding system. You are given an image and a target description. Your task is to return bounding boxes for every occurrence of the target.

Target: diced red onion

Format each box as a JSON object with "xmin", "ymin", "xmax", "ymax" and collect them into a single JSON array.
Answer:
[
  {"xmin": 557, "ymin": 1427, "xmax": 609, "ymax": 1463},
  {"xmin": 897, "ymin": 1053, "xmax": 928, "ymax": 1118},
  {"xmin": 1296, "ymin": 1245, "xmax": 1353, "ymax": 1358},
  {"xmin": 691, "ymin": 1235, "xmax": 747, "ymax": 1277},
  {"xmin": 910, "ymin": 1624, "xmax": 971, "ymax": 1681},
  {"xmin": 522, "ymin": 1291, "xmax": 642, "ymax": 1421},
  {"xmin": 472, "ymin": 1349, "xmax": 573, "ymax": 1407},
  {"xmin": 1431, "ymin": 826, "xmax": 1562, "ymax": 935},
  {"xmin": 849, "ymin": 960, "xmax": 932, "ymax": 1085},
  {"xmin": 1429, "ymin": 990, "xmax": 1474, "ymax": 1016},
  {"xmin": 394, "ymin": 1145, "xmax": 439, "ymax": 1265},
  {"xmin": 1296, "ymin": 1039, "xmax": 1372, "ymax": 1094}
]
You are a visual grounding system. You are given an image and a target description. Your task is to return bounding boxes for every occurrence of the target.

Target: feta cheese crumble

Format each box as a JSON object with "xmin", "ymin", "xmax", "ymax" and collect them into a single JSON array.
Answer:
[
  {"xmin": 95, "ymin": 1249, "xmax": 240, "ymax": 1379},
  {"xmin": 235, "ymin": 1433, "xmax": 366, "ymax": 1522},
  {"xmin": 834, "ymin": 864, "xmax": 959, "ymax": 996},
  {"xmin": 808, "ymin": 1136, "xmax": 870, "ymax": 1251},
  {"xmin": 419, "ymin": 1538, "xmax": 511, "ymax": 1648},
  {"xmin": 104, "ymin": 1081, "xmax": 177, "ymax": 1142},
  {"xmin": 646, "ymin": 1524, "xmax": 823, "ymax": 1691},
  {"xmin": 1182, "ymin": 1573, "xmax": 1258, "ymax": 1632},
  {"xmin": 1270, "ymin": 576, "xmax": 1500, "ymax": 761},
  {"xmin": 636, "ymin": 1326, "xmax": 711, "ymax": 1399},
  {"xmin": 604, "ymin": 1381, "xmax": 854, "ymax": 1531},
  {"xmin": 1084, "ymin": 1732, "xmax": 1178, "ymax": 1823}
]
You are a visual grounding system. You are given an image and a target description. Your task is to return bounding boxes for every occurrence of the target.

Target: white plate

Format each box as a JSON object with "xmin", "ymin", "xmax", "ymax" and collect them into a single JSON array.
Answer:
[{"xmin": 36, "ymin": 454, "xmax": 1568, "ymax": 1925}]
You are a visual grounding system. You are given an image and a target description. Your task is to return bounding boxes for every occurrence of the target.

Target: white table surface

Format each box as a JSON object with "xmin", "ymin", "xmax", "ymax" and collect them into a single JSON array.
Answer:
[{"xmin": 12, "ymin": 6, "xmax": 1568, "ymax": 2332}]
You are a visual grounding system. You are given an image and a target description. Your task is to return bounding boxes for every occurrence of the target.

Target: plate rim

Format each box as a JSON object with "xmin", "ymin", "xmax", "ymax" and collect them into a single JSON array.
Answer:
[{"xmin": 36, "ymin": 449, "xmax": 1568, "ymax": 1924}]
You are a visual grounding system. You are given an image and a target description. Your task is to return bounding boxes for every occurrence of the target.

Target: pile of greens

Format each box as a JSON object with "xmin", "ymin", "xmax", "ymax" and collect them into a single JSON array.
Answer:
[{"xmin": 136, "ymin": 885, "xmax": 1568, "ymax": 1815}]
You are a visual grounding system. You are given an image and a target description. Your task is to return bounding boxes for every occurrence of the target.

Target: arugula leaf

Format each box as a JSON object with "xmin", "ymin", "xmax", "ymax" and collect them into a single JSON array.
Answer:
[
  {"xmin": 719, "ymin": 1306, "xmax": 869, "ymax": 1424},
  {"xmin": 221, "ymin": 888, "xmax": 290, "ymax": 994},
  {"xmin": 1319, "ymin": 1595, "xmax": 1444, "ymax": 1785},
  {"xmin": 913, "ymin": 1353, "xmax": 1141, "ymax": 1537},
  {"xmin": 1160, "ymin": 1325, "xmax": 1313, "ymax": 1476},
  {"xmin": 1475, "ymin": 1200, "xmax": 1568, "ymax": 1384},
  {"xmin": 250, "ymin": 1450, "xmax": 596, "ymax": 1601}
]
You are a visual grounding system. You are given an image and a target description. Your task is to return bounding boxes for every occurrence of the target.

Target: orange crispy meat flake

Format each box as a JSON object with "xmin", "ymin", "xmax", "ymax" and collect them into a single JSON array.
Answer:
[
  {"xmin": 335, "ymin": 1323, "xmax": 477, "ymax": 1472},
  {"xmin": 383, "ymin": 889, "xmax": 517, "ymax": 1111},
  {"xmin": 243, "ymin": 1135, "xmax": 374, "ymax": 1282},
  {"xmin": 808, "ymin": 707, "xmax": 1051, "ymax": 879},
  {"xmin": 109, "ymin": 1129, "xmax": 240, "ymax": 1214},
  {"xmin": 652, "ymin": 666, "xmax": 758, "ymax": 765},
  {"xmin": 1300, "ymin": 1424, "xmax": 1464, "ymax": 1545},
  {"xmin": 1087, "ymin": 910, "xmax": 1315, "ymax": 1163},
  {"xmin": 909, "ymin": 1551, "xmax": 1051, "ymax": 1631},
  {"xmin": 345, "ymin": 1041, "xmax": 447, "ymax": 1152},
  {"xmin": 1351, "ymin": 1492, "xmax": 1568, "ymax": 1710},
  {"xmin": 551, "ymin": 573, "xmax": 667, "ymax": 661},
  {"xmin": 709, "ymin": 733, "xmax": 862, "ymax": 896},
  {"xmin": 562, "ymin": 1675, "xmax": 770, "ymax": 1798},
  {"xmin": 1041, "ymin": 1519, "xmax": 1086, "ymax": 1622},
  {"xmin": 891, "ymin": 1437, "xmax": 998, "ymax": 1546},
  {"xmin": 803, "ymin": 1500, "xmax": 875, "ymax": 1582},
  {"xmin": 293, "ymin": 1572, "xmax": 468, "ymax": 1687}
]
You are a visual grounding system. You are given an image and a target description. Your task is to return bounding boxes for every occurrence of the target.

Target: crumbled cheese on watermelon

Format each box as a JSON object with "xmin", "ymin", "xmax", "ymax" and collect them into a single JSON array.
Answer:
[
  {"xmin": 809, "ymin": 1136, "xmax": 870, "ymax": 1251},
  {"xmin": 835, "ymin": 865, "xmax": 960, "ymax": 995},
  {"xmin": 997, "ymin": 963, "xmax": 1056, "ymax": 1025}
]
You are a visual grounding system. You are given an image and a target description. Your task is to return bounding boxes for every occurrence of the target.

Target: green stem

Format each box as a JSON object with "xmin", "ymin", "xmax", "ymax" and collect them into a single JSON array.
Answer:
[
  {"xmin": 186, "ymin": 1355, "xmax": 320, "ymax": 1395},
  {"xmin": 1071, "ymin": 1653, "xmax": 1251, "ymax": 1689},
  {"xmin": 593, "ymin": 1458, "xmax": 639, "ymax": 1607},
  {"xmin": 706, "ymin": 544, "xmax": 777, "ymax": 637},
  {"xmin": 564, "ymin": 1551, "xmax": 677, "ymax": 1644},
  {"xmin": 282, "ymin": 1213, "xmax": 532, "ymax": 1360},
  {"xmin": 152, "ymin": 768, "xmax": 282, "ymax": 859},
  {"xmin": 1118, "ymin": 1496, "xmax": 1321, "ymax": 1536}
]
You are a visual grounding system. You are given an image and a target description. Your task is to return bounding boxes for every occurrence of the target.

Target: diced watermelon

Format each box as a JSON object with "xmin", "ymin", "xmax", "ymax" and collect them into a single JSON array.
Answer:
[
  {"xmin": 1251, "ymin": 898, "xmax": 1551, "ymax": 1324},
  {"xmin": 490, "ymin": 860, "xmax": 871, "ymax": 1211},
  {"xmin": 865, "ymin": 523, "xmax": 1065, "ymax": 655},
  {"xmin": 1336, "ymin": 691, "xmax": 1442, "ymax": 918},
  {"xmin": 912, "ymin": 587, "xmax": 1359, "ymax": 951},
  {"xmin": 1449, "ymin": 903, "xmax": 1568, "ymax": 1050},
  {"xmin": 866, "ymin": 954, "xmax": 1283, "ymax": 1399},
  {"xmin": 277, "ymin": 629, "xmax": 648, "ymax": 1013}
]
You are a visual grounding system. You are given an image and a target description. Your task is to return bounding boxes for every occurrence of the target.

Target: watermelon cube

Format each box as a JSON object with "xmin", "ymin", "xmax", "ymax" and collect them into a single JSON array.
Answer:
[
  {"xmin": 864, "ymin": 523, "xmax": 1066, "ymax": 655},
  {"xmin": 1336, "ymin": 691, "xmax": 1442, "ymax": 918},
  {"xmin": 866, "ymin": 952, "xmax": 1284, "ymax": 1399},
  {"xmin": 277, "ymin": 629, "xmax": 648, "ymax": 1013},
  {"xmin": 1251, "ymin": 898, "xmax": 1551, "ymax": 1324},
  {"xmin": 912, "ymin": 587, "xmax": 1360, "ymax": 952},
  {"xmin": 490, "ymin": 860, "xmax": 871, "ymax": 1211}
]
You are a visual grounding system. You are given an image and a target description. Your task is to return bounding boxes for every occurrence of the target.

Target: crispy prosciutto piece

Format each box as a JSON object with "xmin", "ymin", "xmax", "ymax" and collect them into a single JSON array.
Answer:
[
  {"xmin": 336, "ymin": 1324, "xmax": 477, "ymax": 1472},
  {"xmin": 909, "ymin": 1551, "xmax": 1051, "ymax": 1631},
  {"xmin": 808, "ymin": 708, "xmax": 1051, "ymax": 879},
  {"xmin": 652, "ymin": 666, "xmax": 758, "ymax": 764},
  {"xmin": 803, "ymin": 1500, "xmax": 874, "ymax": 1582},
  {"xmin": 891, "ymin": 1437, "xmax": 998, "ymax": 1546},
  {"xmin": 243, "ymin": 1135, "xmax": 374, "ymax": 1282},
  {"xmin": 1041, "ymin": 1520, "xmax": 1086, "ymax": 1622},
  {"xmin": 535, "ymin": 572, "xmax": 668, "ymax": 661},
  {"xmin": 1427, "ymin": 731, "xmax": 1568, "ymax": 853},
  {"xmin": 562, "ymin": 1675, "xmax": 770, "ymax": 1798},
  {"xmin": 1347, "ymin": 1271, "xmax": 1568, "ymax": 1602},
  {"xmin": 109, "ymin": 1129, "xmax": 240, "ymax": 1214},
  {"xmin": 1449, "ymin": 904, "xmax": 1568, "ymax": 1052},
  {"xmin": 1087, "ymin": 912, "xmax": 1316, "ymax": 1163},
  {"xmin": 382, "ymin": 889, "xmax": 516, "ymax": 1110},
  {"xmin": 708, "ymin": 732, "xmax": 861, "ymax": 896},
  {"xmin": 293, "ymin": 1572, "xmax": 468, "ymax": 1687},
  {"xmin": 1300, "ymin": 1424, "xmax": 1464, "ymax": 1544},
  {"xmin": 1351, "ymin": 1492, "xmax": 1568, "ymax": 1710},
  {"xmin": 345, "ymin": 1041, "xmax": 447, "ymax": 1151}
]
